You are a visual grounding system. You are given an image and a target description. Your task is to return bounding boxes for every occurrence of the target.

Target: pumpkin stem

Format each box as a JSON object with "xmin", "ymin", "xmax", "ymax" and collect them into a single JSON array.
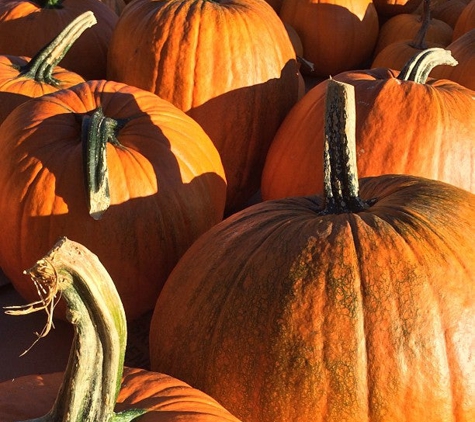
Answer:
[
  {"xmin": 397, "ymin": 47, "xmax": 458, "ymax": 83},
  {"xmin": 31, "ymin": 0, "xmax": 64, "ymax": 8},
  {"xmin": 320, "ymin": 79, "xmax": 372, "ymax": 215},
  {"xmin": 7, "ymin": 237, "xmax": 146, "ymax": 422},
  {"xmin": 18, "ymin": 12, "xmax": 96, "ymax": 87},
  {"xmin": 82, "ymin": 107, "xmax": 125, "ymax": 220},
  {"xmin": 409, "ymin": 0, "xmax": 430, "ymax": 50}
]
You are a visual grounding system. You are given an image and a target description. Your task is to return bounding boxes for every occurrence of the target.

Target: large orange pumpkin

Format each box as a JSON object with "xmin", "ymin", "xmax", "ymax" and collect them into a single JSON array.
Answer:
[
  {"xmin": 107, "ymin": 0, "xmax": 301, "ymax": 214},
  {"xmin": 278, "ymin": 0, "xmax": 380, "ymax": 77},
  {"xmin": 0, "ymin": 0, "xmax": 118, "ymax": 80},
  {"xmin": 149, "ymin": 80, "xmax": 475, "ymax": 422},
  {"xmin": 0, "ymin": 237, "xmax": 241, "ymax": 422},
  {"xmin": 0, "ymin": 79, "xmax": 226, "ymax": 320},
  {"xmin": 0, "ymin": 11, "xmax": 93, "ymax": 125},
  {"xmin": 261, "ymin": 48, "xmax": 474, "ymax": 200}
]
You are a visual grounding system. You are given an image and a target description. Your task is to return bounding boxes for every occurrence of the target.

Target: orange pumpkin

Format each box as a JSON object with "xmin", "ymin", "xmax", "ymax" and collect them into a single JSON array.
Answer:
[
  {"xmin": 107, "ymin": 0, "xmax": 300, "ymax": 214},
  {"xmin": 149, "ymin": 80, "xmax": 475, "ymax": 422},
  {"xmin": 261, "ymin": 48, "xmax": 474, "ymax": 200},
  {"xmin": 0, "ymin": 0, "xmax": 118, "ymax": 80},
  {"xmin": 0, "ymin": 237, "xmax": 241, "ymax": 422},
  {"xmin": 430, "ymin": 28, "xmax": 475, "ymax": 89},
  {"xmin": 373, "ymin": 6, "xmax": 453, "ymax": 56},
  {"xmin": 372, "ymin": 0, "xmax": 422, "ymax": 17},
  {"xmin": 0, "ymin": 11, "xmax": 93, "ymax": 125},
  {"xmin": 431, "ymin": 0, "xmax": 470, "ymax": 28},
  {"xmin": 0, "ymin": 79, "xmax": 226, "ymax": 321},
  {"xmin": 279, "ymin": 0, "xmax": 380, "ymax": 77},
  {"xmin": 371, "ymin": 0, "xmax": 451, "ymax": 69}
]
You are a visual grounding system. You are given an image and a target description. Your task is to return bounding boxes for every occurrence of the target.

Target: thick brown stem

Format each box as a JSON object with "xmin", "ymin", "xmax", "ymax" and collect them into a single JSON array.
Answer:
[
  {"xmin": 320, "ymin": 79, "xmax": 371, "ymax": 215},
  {"xmin": 409, "ymin": 0, "xmax": 431, "ymax": 50}
]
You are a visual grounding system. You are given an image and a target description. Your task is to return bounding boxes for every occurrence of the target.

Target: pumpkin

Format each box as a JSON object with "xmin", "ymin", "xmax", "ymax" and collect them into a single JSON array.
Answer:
[
  {"xmin": 373, "ymin": 6, "xmax": 453, "ymax": 56},
  {"xmin": 371, "ymin": 0, "xmax": 451, "ymax": 69},
  {"xmin": 0, "ymin": 79, "xmax": 227, "ymax": 321},
  {"xmin": 430, "ymin": 28, "xmax": 475, "ymax": 89},
  {"xmin": 278, "ymin": 0, "xmax": 379, "ymax": 77},
  {"xmin": 0, "ymin": 0, "xmax": 118, "ymax": 80},
  {"xmin": 0, "ymin": 11, "xmax": 93, "ymax": 125},
  {"xmin": 431, "ymin": 0, "xmax": 470, "ymax": 28},
  {"xmin": 107, "ymin": 0, "xmax": 300, "ymax": 214},
  {"xmin": 261, "ymin": 48, "xmax": 475, "ymax": 200},
  {"xmin": 0, "ymin": 237, "xmax": 241, "ymax": 422},
  {"xmin": 372, "ymin": 0, "xmax": 422, "ymax": 17},
  {"xmin": 149, "ymin": 79, "xmax": 475, "ymax": 422},
  {"xmin": 452, "ymin": 0, "xmax": 475, "ymax": 37}
]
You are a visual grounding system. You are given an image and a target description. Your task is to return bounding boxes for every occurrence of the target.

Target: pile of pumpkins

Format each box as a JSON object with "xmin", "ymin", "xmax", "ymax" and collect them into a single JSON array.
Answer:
[{"xmin": 0, "ymin": 0, "xmax": 473, "ymax": 420}]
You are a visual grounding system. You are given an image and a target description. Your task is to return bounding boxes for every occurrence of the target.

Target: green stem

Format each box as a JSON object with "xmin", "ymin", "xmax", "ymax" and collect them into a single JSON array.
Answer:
[
  {"xmin": 32, "ymin": 0, "xmax": 65, "ymax": 8},
  {"xmin": 320, "ymin": 79, "xmax": 372, "ymax": 215},
  {"xmin": 19, "ymin": 12, "xmax": 96, "ymax": 87},
  {"xmin": 11, "ymin": 237, "xmax": 145, "ymax": 422},
  {"xmin": 82, "ymin": 107, "xmax": 124, "ymax": 220},
  {"xmin": 398, "ymin": 47, "xmax": 458, "ymax": 84}
]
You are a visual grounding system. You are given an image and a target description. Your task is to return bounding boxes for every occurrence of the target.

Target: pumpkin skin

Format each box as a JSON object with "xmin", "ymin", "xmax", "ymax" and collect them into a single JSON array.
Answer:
[
  {"xmin": 431, "ymin": 0, "xmax": 469, "ymax": 28},
  {"xmin": 372, "ymin": 0, "xmax": 422, "ymax": 17},
  {"xmin": 261, "ymin": 52, "xmax": 475, "ymax": 200},
  {"xmin": 430, "ymin": 28, "xmax": 475, "ymax": 89},
  {"xmin": 0, "ymin": 0, "xmax": 118, "ymax": 80},
  {"xmin": 278, "ymin": 0, "xmax": 380, "ymax": 77},
  {"xmin": 150, "ymin": 173, "xmax": 475, "ymax": 422},
  {"xmin": 107, "ymin": 0, "xmax": 300, "ymax": 214},
  {"xmin": 373, "ymin": 11, "xmax": 453, "ymax": 56},
  {"xmin": 0, "ymin": 79, "xmax": 227, "ymax": 321},
  {"xmin": 0, "ymin": 11, "xmax": 94, "ymax": 125},
  {"xmin": 0, "ymin": 368, "xmax": 242, "ymax": 421}
]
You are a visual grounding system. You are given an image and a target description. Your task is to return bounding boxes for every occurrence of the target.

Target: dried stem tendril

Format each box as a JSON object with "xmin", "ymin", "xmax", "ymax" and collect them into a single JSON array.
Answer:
[{"xmin": 3, "ymin": 258, "xmax": 62, "ymax": 355}]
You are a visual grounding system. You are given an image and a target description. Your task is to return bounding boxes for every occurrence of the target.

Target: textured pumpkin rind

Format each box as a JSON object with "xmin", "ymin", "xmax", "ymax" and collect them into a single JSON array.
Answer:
[
  {"xmin": 107, "ymin": 0, "xmax": 300, "ymax": 213},
  {"xmin": 261, "ymin": 67, "xmax": 475, "ymax": 200},
  {"xmin": 150, "ymin": 174, "xmax": 475, "ymax": 422},
  {"xmin": 0, "ymin": 80, "xmax": 227, "ymax": 320},
  {"xmin": 0, "ymin": 368, "xmax": 242, "ymax": 421}
]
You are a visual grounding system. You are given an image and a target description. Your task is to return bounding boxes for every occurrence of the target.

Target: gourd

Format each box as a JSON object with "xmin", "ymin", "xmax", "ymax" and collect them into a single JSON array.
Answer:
[
  {"xmin": 0, "ymin": 237, "xmax": 241, "ymax": 422},
  {"xmin": 261, "ymin": 48, "xmax": 474, "ymax": 200},
  {"xmin": 149, "ymin": 79, "xmax": 475, "ymax": 422},
  {"xmin": 0, "ymin": 11, "xmax": 93, "ymax": 125},
  {"xmin": 107, "ymin": 0, "xmax": 301, "ymax": 214},
  {"xmin": 0, "ymin": 0, "xmax": 118, "ymax": 80},
  {"xmin": 0, "ymin": 79, "xmax": 226, "ymax": 320}
]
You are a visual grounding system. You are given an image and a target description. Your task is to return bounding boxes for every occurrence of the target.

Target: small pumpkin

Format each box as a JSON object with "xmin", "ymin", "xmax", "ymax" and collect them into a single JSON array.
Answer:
[
  {"xmin": 373, "ymin": 5, "xmax": 453, "ymax": 56},
  {"xmin": 107, "ymin": 0, "xmax": 301, "ymax": 214},
  {"xmin": 371, "ymin": 0, "xmax": 451, "ymax": 69},
  {"xmin": 0, "ymin": 11, "xmax": 93, "ymax": 125},
  {"xmin": 149, "ymin": 79, "xmax": 475, "ymax": 422},
  {"xmin": 0, "ymin": 0, "xmax": 118, "ymax": 80},
  {"xmin": 261, "ymin": 48, "xmax": 474, "ymax": 200},
  {"xmin": 0, "ymin": 237, "xmax": 241, "ymax": 422},
  {"xmin": 0, "ymin": 79, "xmax": 227, "ymax": 320}
]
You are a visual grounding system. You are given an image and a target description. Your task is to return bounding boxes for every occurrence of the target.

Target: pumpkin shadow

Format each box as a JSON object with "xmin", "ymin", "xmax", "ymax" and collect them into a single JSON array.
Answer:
[
  {"xmin": 188, "ymin": 59, "xmax": 300, "ymax": 215},
  {"xmin": 3, "ymin": 87, "xmax": 226, "ymax": 323}
]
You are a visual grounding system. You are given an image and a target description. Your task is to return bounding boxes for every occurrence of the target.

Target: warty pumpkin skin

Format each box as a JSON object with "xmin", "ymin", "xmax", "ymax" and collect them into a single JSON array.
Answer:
[
  {"xmin": 0, "ymin": 11, "xmax": 93, "ymax": 125},
  {"xmin": 107, "ymin": 0, "xmax": 301, "ymax": 214},
  {"xmin": 261, "ymin": 48, "xmax": 475, "ymax": 200},
  {"xmin": 0, "ymin": 79, "xmax": 227, "ymax": 321},
  {"xmin": 0, "ymin": 0, "xmax": 118, "ymax": 80},
  {"xmin": 149, "ymin": 81, "xmax": 475, "ymax": 422}
]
